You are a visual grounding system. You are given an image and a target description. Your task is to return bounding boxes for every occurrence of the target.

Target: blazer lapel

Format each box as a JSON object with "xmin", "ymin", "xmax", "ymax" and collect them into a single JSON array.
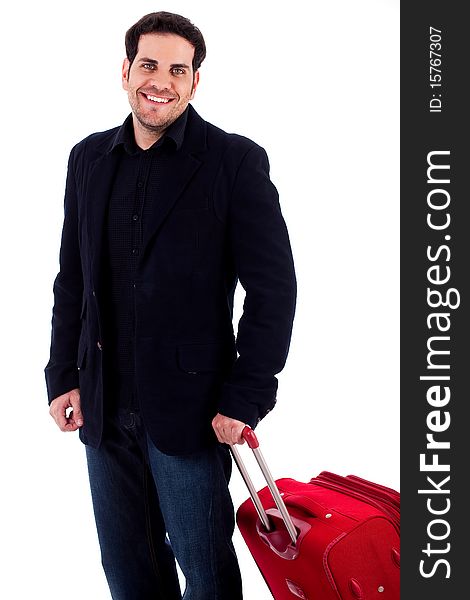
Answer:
[
  {"xmin": 141, "ymin": 151, "xmax": 202, "ymax": 253},
  {"xmin": 141, "ymin": 104, "xmax": 207, "ymax": 254}
]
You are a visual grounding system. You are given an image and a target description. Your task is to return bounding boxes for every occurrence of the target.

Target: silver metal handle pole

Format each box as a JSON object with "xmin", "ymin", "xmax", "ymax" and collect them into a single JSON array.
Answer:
[
  {"xmin": 251, "ymin": 446, "xmax": 298, "ymax": 544},
  {"xmin": 230, "ymin": 444, "xmax": 272, "ymax": 532},
  {"xmin": 230, "ymin": 427, "xmax": 298, "ymax": 545}
]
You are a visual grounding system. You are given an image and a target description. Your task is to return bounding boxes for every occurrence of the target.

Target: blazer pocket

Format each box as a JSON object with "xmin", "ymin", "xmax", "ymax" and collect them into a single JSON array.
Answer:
[{"xmin": 177, "ymin": 342, "xmax": 226, "ymax": 374}]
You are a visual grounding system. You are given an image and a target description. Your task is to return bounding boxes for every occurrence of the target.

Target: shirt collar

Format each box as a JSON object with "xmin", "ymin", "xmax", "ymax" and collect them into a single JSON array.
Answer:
[{"xmin": 110, "ymin": 105, "xmax": 189, "ymax": 155}]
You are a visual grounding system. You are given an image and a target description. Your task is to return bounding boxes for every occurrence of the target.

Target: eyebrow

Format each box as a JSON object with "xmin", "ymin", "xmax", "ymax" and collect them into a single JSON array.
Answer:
[{"xmin": 138, "ymin": 58, "xmax": 191, "ymax": 69}]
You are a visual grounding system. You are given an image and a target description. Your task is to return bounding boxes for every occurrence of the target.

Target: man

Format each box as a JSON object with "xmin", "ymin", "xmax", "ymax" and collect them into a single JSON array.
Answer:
[{"xmin": 46, "ymin": 11, "xmax": 296, "ymax": 600}]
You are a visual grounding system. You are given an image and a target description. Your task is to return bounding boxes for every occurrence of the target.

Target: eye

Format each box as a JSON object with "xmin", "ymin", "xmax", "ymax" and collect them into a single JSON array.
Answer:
[
  {"xmin": 142, "ymin": 63, "xmax": 156, "ymax": 70},
  {"xmin": 171, "ymin": 67, "xmax": 185, "ymax": 75}
]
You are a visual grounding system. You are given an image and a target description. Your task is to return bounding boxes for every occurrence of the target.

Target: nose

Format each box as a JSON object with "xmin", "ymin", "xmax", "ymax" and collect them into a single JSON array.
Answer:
[{"xmin": 147, "ymin": 70, "xmax": 173, "ymax": 91}]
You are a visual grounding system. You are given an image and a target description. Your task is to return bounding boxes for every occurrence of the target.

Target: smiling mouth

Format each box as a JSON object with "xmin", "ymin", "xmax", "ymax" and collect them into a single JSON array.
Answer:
[{"xmin": 141, "ymin": 93, "xmax": 175, "ymax": 104}]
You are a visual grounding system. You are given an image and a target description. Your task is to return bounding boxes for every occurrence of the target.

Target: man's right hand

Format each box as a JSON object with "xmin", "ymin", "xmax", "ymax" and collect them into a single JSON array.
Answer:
[{"xmin": 49, "ymin": 388, "xmax": 83, "ymax": 432}]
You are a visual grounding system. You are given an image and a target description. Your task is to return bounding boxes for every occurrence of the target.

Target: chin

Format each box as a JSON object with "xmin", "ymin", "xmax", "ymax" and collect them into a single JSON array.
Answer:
[{"xmin": 145, "ymin": 116, "xmax": 174, "ymax": 131}]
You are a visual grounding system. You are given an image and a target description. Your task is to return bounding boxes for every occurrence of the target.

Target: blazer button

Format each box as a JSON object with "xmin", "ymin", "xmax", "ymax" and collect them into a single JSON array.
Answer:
[{"xmin": 97, "ymin": 341, "xmax": 102, "ymax": 351}]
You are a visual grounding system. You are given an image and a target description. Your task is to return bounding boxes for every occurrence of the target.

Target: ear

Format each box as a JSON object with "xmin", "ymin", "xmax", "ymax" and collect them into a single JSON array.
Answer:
[
  {"xmin": 122, "ymin": 58, "xmax": 130, "ymax": 91},
  {"xmin": 190, "ymin": 70, "xmax": 200, "ymax": 100}
]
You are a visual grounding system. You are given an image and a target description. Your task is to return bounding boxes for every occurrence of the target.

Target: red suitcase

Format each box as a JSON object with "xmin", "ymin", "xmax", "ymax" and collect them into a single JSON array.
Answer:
[{"xmin": 231, "ymin": 428, "xmax": 400, "ymax": 600}]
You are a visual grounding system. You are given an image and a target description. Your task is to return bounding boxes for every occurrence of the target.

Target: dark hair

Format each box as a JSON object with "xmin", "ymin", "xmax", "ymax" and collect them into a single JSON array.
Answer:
[{"xmin": 125, "ymin": 11, "xmax": 206, "ymax": 72}]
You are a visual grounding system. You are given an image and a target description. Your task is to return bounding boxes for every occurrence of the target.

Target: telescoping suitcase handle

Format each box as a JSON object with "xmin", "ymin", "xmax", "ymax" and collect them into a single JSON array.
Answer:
[{"xmin": 230, "ymin": 426, "xmax": 298, "ymax": 545}]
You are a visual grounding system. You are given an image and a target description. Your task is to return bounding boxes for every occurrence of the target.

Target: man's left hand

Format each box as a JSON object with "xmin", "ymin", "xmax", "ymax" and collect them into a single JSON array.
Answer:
[{"xmin": 212, "ymin": 413, "xmax": 246, "ymax": 445}]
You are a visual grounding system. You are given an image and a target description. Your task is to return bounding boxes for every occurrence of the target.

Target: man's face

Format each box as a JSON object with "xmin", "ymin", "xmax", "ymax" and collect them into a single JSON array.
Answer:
[{"xmin": 122, "ymin": 33, "xmax": 199, "ymax": 135}]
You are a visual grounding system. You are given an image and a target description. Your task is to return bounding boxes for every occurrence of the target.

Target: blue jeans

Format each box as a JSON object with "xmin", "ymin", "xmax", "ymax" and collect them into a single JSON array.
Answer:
[{"xmin": 85, "ymin": 409, "xmax": 243, "ymax": 600}]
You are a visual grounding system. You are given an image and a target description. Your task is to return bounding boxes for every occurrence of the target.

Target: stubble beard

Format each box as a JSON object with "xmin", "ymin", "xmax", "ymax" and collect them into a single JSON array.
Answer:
[{"xmin": 129, "ymin": 89, "xmax": 190, "ymax": 135}]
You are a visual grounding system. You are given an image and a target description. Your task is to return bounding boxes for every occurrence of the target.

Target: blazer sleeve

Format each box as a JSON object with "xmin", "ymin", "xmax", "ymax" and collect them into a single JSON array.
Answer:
[
  {"xmin": 44, "ymin": 146, "xmax": 84, "ymax": 403},
  {"xmin": 218, "ymin": 144, "xmax": 297, "ymax": 428}
]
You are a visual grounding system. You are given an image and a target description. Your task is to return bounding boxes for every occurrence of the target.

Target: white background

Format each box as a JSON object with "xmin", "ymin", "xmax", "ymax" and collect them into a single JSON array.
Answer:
[{"xmin": 0, "ymin": 0, "xmax": 399, "ymax": 597}]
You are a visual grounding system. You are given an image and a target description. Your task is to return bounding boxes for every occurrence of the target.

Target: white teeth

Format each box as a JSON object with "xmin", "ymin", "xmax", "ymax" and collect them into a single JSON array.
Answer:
[{"xmin": 146, "ymin": 95, "xmax": 170, "ymax": 103}]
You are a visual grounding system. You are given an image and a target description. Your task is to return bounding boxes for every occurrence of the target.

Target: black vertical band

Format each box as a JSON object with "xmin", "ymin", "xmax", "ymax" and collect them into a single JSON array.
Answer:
[{"xmin": 401, "ymin": 4, "xmax": 468, "ymax": 598}]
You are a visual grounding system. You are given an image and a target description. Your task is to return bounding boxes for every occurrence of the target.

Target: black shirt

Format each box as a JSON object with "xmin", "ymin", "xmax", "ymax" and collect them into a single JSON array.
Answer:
[{"xmin": 102, "ymin": 108, "xmax": 188, "ymax": 412}]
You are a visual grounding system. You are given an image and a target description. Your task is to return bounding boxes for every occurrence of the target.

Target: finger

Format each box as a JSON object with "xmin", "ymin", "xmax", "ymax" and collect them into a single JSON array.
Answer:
[
  {"xmin": 50, "ymin": 402, "xmax": 69, "ymax": 431},
  {"xmin": 229, "ymin": 422, "xmax": 244, "ymax": 445},
  {"xmin": 63, "ymin": 419, "xmax": 79, "ymax": 432},
  {"xmin": 218, "ymin": 428, "xmax": 233, "ymax": 446},
  {"xmin": 234, "ymin": 431, "xmax": 246, "ymax": 445},
  {"xmin": 56, "ymin": 411, "xmax": 70, "ymax": 431},
  {"xmin": 211, "ymin": 419, "xmax": 224, "ymax": 444},
  {"xmin": 69, "ymin": 392, "xmax": 83, "ymax": 427},
  {"xmin": 233, "ymin": 429, "xmax": 245, "ymax": 445},
  {"xmin": 228, "ymin": 427, "xmax": 237, "ymax": 445},
  {"xmin": 50, "ymin": 395, "xmax": 79, "ymax": 432},
  {"xmin": 224, "ymin": 427, "xmax": 239, "ymax": 446},
  {"xmin": 63, "ymin": 406, "xmax": 79, "ymax": 431},
  {"xmin": 60, "ymin": 407, "xmax": 79, "ymax": 432}
]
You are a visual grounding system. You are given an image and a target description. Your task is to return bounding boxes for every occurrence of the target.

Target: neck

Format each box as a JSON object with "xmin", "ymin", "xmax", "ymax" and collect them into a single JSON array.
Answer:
[{"xmin": 132, "ymin": 115, "xmax": 166, "ymax": 150}]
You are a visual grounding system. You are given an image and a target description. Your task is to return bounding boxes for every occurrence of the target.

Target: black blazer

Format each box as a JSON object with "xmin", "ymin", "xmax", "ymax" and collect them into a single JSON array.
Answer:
[{"xmin": 45, "ymin": 105, "xmax": 296, "ymax": 454}]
